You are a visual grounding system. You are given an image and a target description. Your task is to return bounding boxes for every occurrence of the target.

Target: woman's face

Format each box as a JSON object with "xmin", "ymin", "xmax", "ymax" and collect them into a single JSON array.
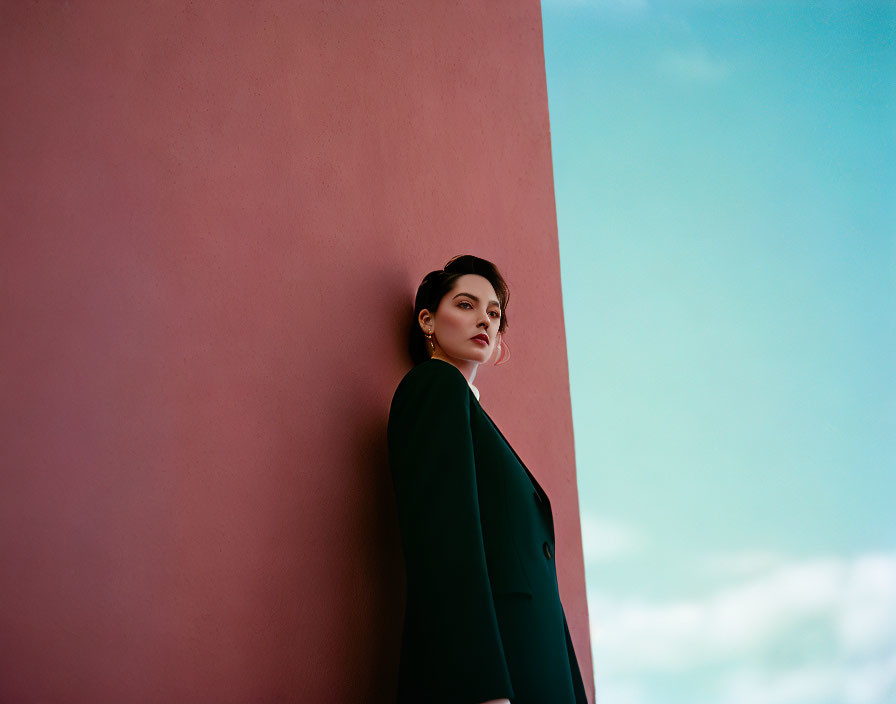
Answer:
[{"xmin": 421, "ymin": 274, "xmax": 503, "ymax": 366}]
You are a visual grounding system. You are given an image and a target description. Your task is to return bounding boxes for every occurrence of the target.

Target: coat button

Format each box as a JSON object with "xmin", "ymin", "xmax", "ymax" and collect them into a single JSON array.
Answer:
[{"xmin": 543, "ymin": 541, "xmax": 552, "ymax": 559}]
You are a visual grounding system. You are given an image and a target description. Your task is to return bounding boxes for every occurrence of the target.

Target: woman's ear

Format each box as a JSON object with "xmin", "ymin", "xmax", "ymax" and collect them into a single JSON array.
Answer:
[{"xmin": 417, "ymin": 309, "xmax": 432, "ymax": 333}]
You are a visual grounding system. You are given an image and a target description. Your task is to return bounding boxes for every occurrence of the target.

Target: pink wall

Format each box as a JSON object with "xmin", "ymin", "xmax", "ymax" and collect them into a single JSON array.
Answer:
[{"xmin": 0, "ymin": 2, "xmax": 593, "ymax": 702}]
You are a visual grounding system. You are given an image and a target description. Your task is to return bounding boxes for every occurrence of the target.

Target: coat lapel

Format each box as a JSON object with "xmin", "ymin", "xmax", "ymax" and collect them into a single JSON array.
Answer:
[{"xmin": 476, "ymin": 402, "xmax": 552, "ymax": 510}]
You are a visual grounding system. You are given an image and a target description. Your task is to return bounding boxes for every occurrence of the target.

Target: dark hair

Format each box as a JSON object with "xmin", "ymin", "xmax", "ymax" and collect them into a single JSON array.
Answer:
[{"xmin": 408, "ymin": 254, "xmax": 510, "ymax": 365}]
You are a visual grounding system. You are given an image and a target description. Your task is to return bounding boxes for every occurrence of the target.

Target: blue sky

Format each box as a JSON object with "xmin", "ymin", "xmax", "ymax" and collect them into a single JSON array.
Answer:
[{"xmin": 541, "ymin": 1, "xmax": 895, "ymax": 702}]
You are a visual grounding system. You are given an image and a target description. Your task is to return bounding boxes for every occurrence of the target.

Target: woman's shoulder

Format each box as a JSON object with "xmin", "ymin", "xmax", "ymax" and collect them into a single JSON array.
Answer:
[
  {"xmin": 391, "ymin": 359, "xmax": 470, "ymax": 406},
  {"xmin": 403, "ymin": 358, "xmax": 465, "ymax": 382}
]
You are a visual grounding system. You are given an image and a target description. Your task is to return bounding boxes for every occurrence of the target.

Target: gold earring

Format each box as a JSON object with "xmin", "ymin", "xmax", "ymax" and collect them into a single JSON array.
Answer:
[{"xmin": 424, "ymin": 328, "xmax": 435, "ymax": 354}]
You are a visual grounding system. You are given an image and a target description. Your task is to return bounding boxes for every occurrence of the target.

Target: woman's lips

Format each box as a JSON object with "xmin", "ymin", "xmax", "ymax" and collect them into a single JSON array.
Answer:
[{"xmin": 471, "ymin": 336, "xmax": 488, "ymax": 345}]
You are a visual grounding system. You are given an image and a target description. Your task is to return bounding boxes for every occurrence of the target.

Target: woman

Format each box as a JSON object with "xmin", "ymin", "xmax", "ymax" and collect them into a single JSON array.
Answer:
[{"xmin": 387, "ymin": 255, "xmax": 589, "ymax": 704}]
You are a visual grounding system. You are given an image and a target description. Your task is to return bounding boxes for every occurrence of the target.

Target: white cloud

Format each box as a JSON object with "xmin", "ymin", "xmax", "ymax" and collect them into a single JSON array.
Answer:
[
  {"xmin": 716, "ymin": 656, "xmax": 896, "ymax": 704},
  {"xmin": 580, "ymin": 513, "xmax": 645, "ymax": 563},
  {"xmin": 844, "ymin": 653, "xmax": 896, "ymax": 704},
  {"xmin": 659, "ymin": 47, "xmax": 731, "ymax": 82},
  {"xmin": 588, "ymin": 551, "xmax": 896, "ymax": 703},
  {"xmin": 703, "ymin": 548, "xmax": 787, "ymax": 577},
  {"xmin": 594, "ymin": 679, "xmax": 648, "ymax": 704},
  {"xmin": 590, "ymin": 555, "xmax": 846, "ymax": 673},
  {"xmin": 719, "ymin": 664, "xmax": 840, "ymax": 704},
  {"xmin": 839, "ymin": 553, "xmax": 896, "ymax": 656}
]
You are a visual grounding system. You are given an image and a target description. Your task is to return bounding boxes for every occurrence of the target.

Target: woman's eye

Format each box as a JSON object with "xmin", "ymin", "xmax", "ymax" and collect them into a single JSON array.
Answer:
[{"xmin": 458, "ymin": 300, "xmax": 499, "ymax": 318}]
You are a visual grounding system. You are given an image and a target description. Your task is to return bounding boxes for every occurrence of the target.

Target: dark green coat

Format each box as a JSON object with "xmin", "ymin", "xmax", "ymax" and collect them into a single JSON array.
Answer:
[{"xmin": 388, "ymin": 358, "xmax": 588, "ymax": 704}]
